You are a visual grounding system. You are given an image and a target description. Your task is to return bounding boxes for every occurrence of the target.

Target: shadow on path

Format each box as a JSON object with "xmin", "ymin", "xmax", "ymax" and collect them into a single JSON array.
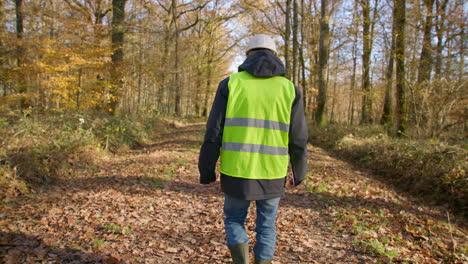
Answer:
[
  {"xmin": 144, "ymin": 139, "xmax": 201, "ymax": 149},
  {"xmin": 32, "ymin": 174, "xmax": 448, "ymax": 223},
  {"xmin": 310, "ymin": 145, "xmax": 466, "ymax": 219},
  {"xmin": 0, "ymin": 232, "xmax": 126, "ymax": 264}
]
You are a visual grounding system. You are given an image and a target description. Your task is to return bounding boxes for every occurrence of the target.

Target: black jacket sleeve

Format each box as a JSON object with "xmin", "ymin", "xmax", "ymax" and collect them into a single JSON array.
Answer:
[
  {"xmin": 288, "ymin": 85, "xmax": 308, "ymax": 186},
  {"xmin": 198, "ymin": 77, "xmax": 229, "ymax": 184}
]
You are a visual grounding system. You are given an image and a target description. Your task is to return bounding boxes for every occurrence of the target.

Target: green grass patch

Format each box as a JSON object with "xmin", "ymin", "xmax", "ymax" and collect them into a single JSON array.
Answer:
[
  {"xmin": 92, "ymin": 238, "xmax": 105, "ymax": 248},
  {"xmin": 103, "ymin": 223, "xmax": 122, "ymax": 233},
  {"xmin": 163, "ymin": 167, "xmax": 177, "ymax": 179},
  {"xmin": 337, "ymin": 210, "xmax": 401, "ymax": 261},
  {"xmin": 306, "ymin": 182, "xmax": 328, "ymax": 193},
  {"xmin": 363, "ymin": 238, "xmax": 400, "ymax": 260}
]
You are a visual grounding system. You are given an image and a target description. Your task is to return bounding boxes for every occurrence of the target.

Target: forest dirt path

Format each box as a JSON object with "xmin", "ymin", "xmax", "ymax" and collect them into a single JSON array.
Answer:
[{"xmin": 1, "ymin": 123, "xmax": 466, "ymax": 264}]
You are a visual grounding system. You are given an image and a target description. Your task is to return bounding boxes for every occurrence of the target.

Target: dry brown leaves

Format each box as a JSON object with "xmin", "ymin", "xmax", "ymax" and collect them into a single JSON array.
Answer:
[{"xmin": 0, "ymin": 124, "xmax": 466, "ymax": 263}]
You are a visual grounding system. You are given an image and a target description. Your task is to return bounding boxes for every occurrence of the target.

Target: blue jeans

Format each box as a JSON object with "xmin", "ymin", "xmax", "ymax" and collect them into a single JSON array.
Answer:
[{"xmin": 224, "ymin": 194, "xmax": 281, "ymax": 261}]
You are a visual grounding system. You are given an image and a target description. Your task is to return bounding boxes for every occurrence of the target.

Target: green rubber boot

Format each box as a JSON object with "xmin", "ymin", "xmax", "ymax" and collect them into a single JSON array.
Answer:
[
  {"xmin": 254, "ymin": 259, "xmax": 272, "ymax": 264},
  {"xmin": 229, "ymin": 243, "xmax": 249, "ymax": 264}
]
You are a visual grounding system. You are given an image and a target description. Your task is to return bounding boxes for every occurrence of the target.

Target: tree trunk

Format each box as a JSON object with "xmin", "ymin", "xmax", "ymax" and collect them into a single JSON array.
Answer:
[
  {"xmin": 347, "ymin": 1, "xmax": 359, "ymax": 125},
  {"xmin": 76, "ymin": 68, "xmax": 82, "ymax": 109},
  {"xmin": 394, "ymin": 0, "xmax": 407, "ymax": 136},
  {"xmin": 172, "ymin": 0, "xmax": 182, "ymax": 116},
  {"xmin": 315, "ymin": 0, "xmax": 329, "ymax": 125},
  {"xmin": 202, "ymin": 61, "xmax": 212, "ymax": 117},
  {"xmin": 381, "ymin": 5, "xmax": 397, "ymax": 126},
  {"xmin": 0, "ymin": 1, "xmax": 7, "ymax": 96},
  {"xmin": 417, "ymin": 0, "xmax": 435, "ymax": 84},
  {"xmin": 0, "ymin": 0, "xmax": 5, "ymax": 97},
  {"xmin": 330, "ymin": 56, "xmax": 339, "ymax": 123},
  {"xmin": 292, "ymin": 0, "xmax": 298, "ymax": 83},
  {"xmin": 15, "ymin": 0, "xmax": 30, "ymax": 109},
  {"xmin": 110, "ymin": 0, "xmax": 127, "ymax": 115},
  {"xmin": 174, "ymin": 32, "xmax": 181, "ymax": 115},
  {"xmin": 285, "ymin": 0, "xmax": 291, "ymax": 77},
  {"xmin": 360, "ymin": 0, "xmax": 372, "ymax": 124},
  {"xmin": 15, "ymin": 0, "xmax": 24, "ymax": 66},
  {"xmin": 299, "ymin": 0, "xmax": 307, "ymax": 109},
  {"xmin": 348, "ymin": 41, "xmax": 357, "ymax": 125},
  {"xmin": 158, "ymin": 33, "xmax": 170, "ymax": 113},
  {"xmin": 194, "ymin": 65, "xmax": 202, "ymax": 116},
  {"xmin": 137, "ymin": 36, "xmax": 143, "ymax": 112},
  {"xmin": 457, "ymin": 26, "xmax": 465, "ymax": 83},
  {"xmin": 434, "ymin": 0, "xmax": 448, "ymax": 78}
]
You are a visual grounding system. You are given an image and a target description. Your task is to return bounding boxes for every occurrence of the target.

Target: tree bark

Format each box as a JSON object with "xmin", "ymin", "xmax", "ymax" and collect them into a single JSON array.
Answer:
[
  {"xmin": 202, "ymin": 58, "xmax": 212, "ymax": 117},
  {"xmin": 330, "ymin": 55, "xmax": 339, "ymax": 123},
  {"xmin": 299, "ymin": 0, "xmax": 307, "ymax": 109},
  {"xmin": 15, "ymin": 0, "xmax": 29, "ymax": 109},
  {"xmin": 315, "ymin": 0, "xmax": 329, "ymax": 125},
  {"xmin": 285, "ymin": 0, "xmax": 291, "ymax": 77},
  {"xmin": 394, "ymin": 0, "xmax": 407, "ymax": 136},
  {"xmin": 381, "ymin": 4, "xmax": 397, "ymax": 126},
  {"xmin": 158, "ymin": 32, "xmax": 170, "ymax": 113},
  {"xmin": 360, "ymin": 0, "xmax": 373, "ymax": 124},
  {"xmin": 434, "ymin": 0, "xmax": 448, "ymax": 78},
  {"xmin": 137, "ymin": 40, "xmax": 143, "ymax": 111},
  {"xmin": 417, "ymin": 0, "xmax": 435, "ymax": 84},
  {"xmin": 348, "ymin": 41, "xmax": 357, "ymax": 125},
  {"xmin": 0, "ymin": 0, "xmax": 4, "ymax": 96},
  {"xmin": 15, "ymin": 0, "xmax": 24, "ymax": 66},
  {"xmin": 110, "ymin": 0, "xmax": 127, "ymax": 115},
  {"xmin": 347, "ymin": 1, "xmax": 359, "ymax": 125},
  {"xmin": 292, "ymin": 0, "xmax": 299, "ymax": 83},
  {"xmin": 172, "ymin": 0, "xmax": 182, "ymax": 116}
]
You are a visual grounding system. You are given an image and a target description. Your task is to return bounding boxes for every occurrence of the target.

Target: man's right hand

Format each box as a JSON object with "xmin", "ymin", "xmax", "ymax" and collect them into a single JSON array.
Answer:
[{"xmin": 287, "ymin": 175, "xmax": 295, "ymax": 187}]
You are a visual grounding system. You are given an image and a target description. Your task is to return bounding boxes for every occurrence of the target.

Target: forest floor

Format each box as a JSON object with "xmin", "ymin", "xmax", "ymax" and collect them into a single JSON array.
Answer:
[{"xmin": 0, "ymin": 122, "xmax": 466, "ymax": 264}]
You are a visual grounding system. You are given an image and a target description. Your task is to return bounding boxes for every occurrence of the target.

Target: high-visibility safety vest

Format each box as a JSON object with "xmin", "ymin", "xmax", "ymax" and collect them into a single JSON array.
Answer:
[{"xmin": 219, "ymin": 71, "xmax": 296, "ymax": 180}]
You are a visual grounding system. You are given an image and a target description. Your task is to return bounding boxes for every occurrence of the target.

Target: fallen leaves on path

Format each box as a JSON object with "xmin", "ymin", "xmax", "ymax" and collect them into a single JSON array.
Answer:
[{"xmin": 0, "ymin": 124, "xmax": 466, "ymax": 263}]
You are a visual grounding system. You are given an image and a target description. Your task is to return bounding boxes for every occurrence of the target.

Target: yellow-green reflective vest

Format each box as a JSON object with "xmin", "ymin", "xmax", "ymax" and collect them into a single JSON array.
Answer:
[{"xmin": 219, "ymin": 71, "xmax": 295, "ymax": 180}]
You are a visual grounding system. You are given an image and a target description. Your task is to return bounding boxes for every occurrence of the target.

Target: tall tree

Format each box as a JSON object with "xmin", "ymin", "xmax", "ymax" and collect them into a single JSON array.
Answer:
[
  {"xmin": 15, "ymin": 0, "xmax": 28, "ymax": 109},
  {"xmin": 315, "ymin": 0, "xmax": 330, "ymax": 125},
  {"xmin": 15, "ymin": 0, "xmax": 24, "ymax": 67},
  {"xmin": 171, "ymin": 0, "xmax": 206, "ymax": 116},
  {"xmin": 347, "ymin": 0, "xmax": 360, "ymax": 125},
  {"xmin": 417, "ymin": 0, "xmax": 435, "ymax": 84},
  {"xmin": 299, "ymin": 0, "xmax": 307, "ymax": 108},
  {"xmin": 394, "ymin": 0, "xmax": 407, "ymax": 136},
  {"xmin": 292, "ymin": 0, "xmax": 299, "ymax": 83},
  {"xmin": 110, "ymin": 0, "xmax": 127, "ymax": 115},
  {"xmin": 434, "ymin": 0, "xmax": 448, "ymax": 78},
  {"xmin": 359, "ymin": 0, "xmax": 375, "ymax": 124},
  {"xmin": 285, "ymin": 0, "xmax": 291, "ymax": 77},
  {"xmin": 0, "ymin": 0, "xmax": 5, "ymax": 97},
  {"xmin": 381, "ymin": 2, "xmax": 397, "ymax": 126}
]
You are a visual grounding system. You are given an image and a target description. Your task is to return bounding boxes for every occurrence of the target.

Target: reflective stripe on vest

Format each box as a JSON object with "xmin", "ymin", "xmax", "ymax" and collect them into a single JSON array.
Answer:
[
  {"xmin": 222, "ymin": 142, "xmax": 289, "ymax": 156},
  {"xmin": 225, "ymin": 118, "xmax": 290, "ymax": 133},
  {"xmin": 219, "ymin": 71, "xmax": 295, "ymax": 180}
]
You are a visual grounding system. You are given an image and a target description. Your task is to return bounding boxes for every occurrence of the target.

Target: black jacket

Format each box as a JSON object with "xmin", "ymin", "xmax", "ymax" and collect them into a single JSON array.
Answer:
[{"xmin": 198, "ymin": 50, "xmax": 308, "ymax": 200}]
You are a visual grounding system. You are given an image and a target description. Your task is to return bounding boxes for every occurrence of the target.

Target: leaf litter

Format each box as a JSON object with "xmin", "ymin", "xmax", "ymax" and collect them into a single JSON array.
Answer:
[{"xmin": 0, "ymin": 123, "xmax": 466, "ymax": 263}]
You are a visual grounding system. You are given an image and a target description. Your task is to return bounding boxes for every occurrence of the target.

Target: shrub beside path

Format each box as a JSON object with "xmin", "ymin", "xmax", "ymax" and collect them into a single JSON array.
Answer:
[{"xmin": 0, "ymin": 123, "xmax": 466, "ymax": 263}]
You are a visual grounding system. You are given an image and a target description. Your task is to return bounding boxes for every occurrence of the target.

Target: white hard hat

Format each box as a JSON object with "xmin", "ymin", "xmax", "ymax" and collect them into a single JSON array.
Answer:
[{"xmin": 246, "ymin": 34, "xmax": 277, "ymax": 55}]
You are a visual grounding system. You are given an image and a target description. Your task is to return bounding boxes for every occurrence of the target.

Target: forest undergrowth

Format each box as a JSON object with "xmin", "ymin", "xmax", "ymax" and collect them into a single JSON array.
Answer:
[
  {"xmin": 308, "ymin": 124, "xmax": 467, "ymax": 218},
  {"xmin": 0, "ymin": 115, "xmax": 466, "ymax": 263}
]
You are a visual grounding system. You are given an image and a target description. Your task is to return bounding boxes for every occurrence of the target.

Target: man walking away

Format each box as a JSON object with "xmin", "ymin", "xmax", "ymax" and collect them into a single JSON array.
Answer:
[{"xmin": 198, "ymin": 34, "xmax": 308, "ymax": 264}]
